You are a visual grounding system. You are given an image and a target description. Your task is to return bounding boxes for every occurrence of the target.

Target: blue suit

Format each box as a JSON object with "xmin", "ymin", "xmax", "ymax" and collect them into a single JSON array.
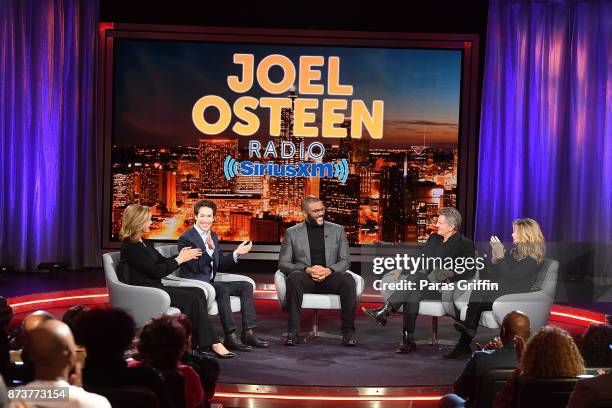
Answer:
[{"xmin": 178, "ymin": 227, "xmax": 257, "ymax": 333}]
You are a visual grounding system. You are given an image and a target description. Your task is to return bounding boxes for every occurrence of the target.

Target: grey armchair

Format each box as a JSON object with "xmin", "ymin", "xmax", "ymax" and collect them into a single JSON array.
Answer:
[
  {"xmin": 102, "ymin": 252, "xmax": 180, "ymax": 327},
  {"xmin": 274, "ymin": 270, "xmax": 365, "ymax": 340},
  {"xmin": 155, "ymin": 244, "xmax": 256, "ymax": 315},
  {"xmin": 459, "ymin": 258, "xmax": 559, "ymax": 332}
]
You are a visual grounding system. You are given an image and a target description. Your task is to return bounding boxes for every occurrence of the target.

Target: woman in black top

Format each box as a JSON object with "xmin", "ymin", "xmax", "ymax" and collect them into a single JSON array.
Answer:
[
  {"xmin": 445, "ymin": 217, "xmax": 546, "ymax": 359},
  {"xmin": 119, "ymin": 204, "xmax": 235, "ymax": 358}
]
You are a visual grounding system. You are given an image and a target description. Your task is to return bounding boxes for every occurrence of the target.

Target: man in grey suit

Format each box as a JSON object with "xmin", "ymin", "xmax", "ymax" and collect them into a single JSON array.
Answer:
[
  {"xmin": 439, "ymin": 311, "xmax": 531, "ymax": 408},
  {"xmin": 279, "ymin": 196, "xmax": 357, "ymax": 347}
]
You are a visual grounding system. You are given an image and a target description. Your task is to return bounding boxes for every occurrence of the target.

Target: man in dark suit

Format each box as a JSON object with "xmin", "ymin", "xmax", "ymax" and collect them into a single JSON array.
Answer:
[
  {"xmin": 363, "ymin": 207, "xmax": 476, "ymax": 354},
  {"xmin": 279, "ymin": 196, "xmax": 356, "ymax": 347},
  {"xmin": 439, "ymin": 311, "xmax": 531, "ymax": 408},
  {"xmin": 178, "ymin": 200, "xmax": 268, "ymax": 352}
]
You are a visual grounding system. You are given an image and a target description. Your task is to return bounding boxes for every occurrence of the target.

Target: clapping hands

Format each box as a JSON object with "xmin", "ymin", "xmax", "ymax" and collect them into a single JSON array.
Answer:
[
  {"xmin": 490, "ymin": 235, "xmax": 505, "ymax": 262},
  {"xmin": 177, "ymin": 246, "xmax": 202, "ymax": 264},
  {"xmin": 235, "ymin": 240, "xmax": 253, "ymax": 256}
]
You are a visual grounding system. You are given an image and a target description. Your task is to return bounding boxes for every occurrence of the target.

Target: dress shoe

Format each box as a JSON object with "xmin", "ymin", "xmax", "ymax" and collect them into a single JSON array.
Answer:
[
  {"xmin": 224, "ymin": 331, "xmax": 253, "ymax": 352},
  {"xmin": 342, "ymin": 331, "xmax": 358, "ymax": 347},
  {"xmin": 241, "ymin": 329, "xmax": 269, "ymax": 348},
  {"xmin": 284, "ymin": 332, "xmax": 299, "ymax": 346},
  {"xmin": 395, "ymin": 331, "xmax": 416, "ymax": 354},
  {"xmin": 362, "ymin": 304, "xmax": 392, "ymax": 326},
  {"xmin": 211, "ymin": 349, "xmax": 237, "ymax": 359}
]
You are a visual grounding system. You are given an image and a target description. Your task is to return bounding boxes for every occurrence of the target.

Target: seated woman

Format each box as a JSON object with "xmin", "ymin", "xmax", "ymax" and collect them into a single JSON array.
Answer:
[
  {"xmin": 446, "ymin": 217, "xmax": 546, "ymax": 359},
  {"xmin": 119, "ymin": 204, "xmax": 234, "ymax": 358},
  {"xmin": 494, "ymin": 326, "xmax": 584, "ymax": 407},
  {"xmin": 132, "ymin": 316, "xmax": 205, "ymax": 408}
]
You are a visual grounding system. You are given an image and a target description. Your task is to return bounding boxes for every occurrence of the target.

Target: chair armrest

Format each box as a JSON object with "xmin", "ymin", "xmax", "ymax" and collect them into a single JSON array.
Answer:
[
  {"xmin": 107, "ymin": 282, "xmax": 171, "ymax": 327},
  {"xmin": 492, "ymin": 290, "xmax": 554, "ymax": 331},
  {"xmin": 161, "ymin": 276, "xmax": 216, "ymax": 303},
  {"xmin": 274, "ymin": 270, "xmax": 287, "ymax": 307},
  {"xmin": 215, "ymin": 273, "xmax": 256, "ymax": 291},
  {"xmin": 346, "ymin": 270, "xmax": 365, "ymax": 298}
]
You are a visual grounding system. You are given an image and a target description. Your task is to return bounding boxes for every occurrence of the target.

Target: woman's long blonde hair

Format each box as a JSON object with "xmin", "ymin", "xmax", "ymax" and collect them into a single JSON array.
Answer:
[
  {"xmin": 520, "ymin": 326, "xmax": 585, "ymax": 379},
  {"xmin": 512, "ymin": 218, "xmax": 546, "ymax": 264},
  {"xmin": 119, "ymin": 204, "xmax": 151, "ymax": 242}
]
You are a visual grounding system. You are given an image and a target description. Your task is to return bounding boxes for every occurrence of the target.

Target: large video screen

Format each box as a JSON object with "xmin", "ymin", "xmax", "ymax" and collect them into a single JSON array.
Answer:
[{"xmin": 105, "ymin": 28, "xmax": 473, "ymax": 246}]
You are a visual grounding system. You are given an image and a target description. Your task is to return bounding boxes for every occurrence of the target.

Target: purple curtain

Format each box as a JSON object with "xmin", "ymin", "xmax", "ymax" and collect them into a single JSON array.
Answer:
[
  {"xmin": 476, "ymin": 0, "xmax": 612, "ymax": 244},
  {"xmin": 0, "ymin": 0, "xmax": 100, "ymax": 271}
]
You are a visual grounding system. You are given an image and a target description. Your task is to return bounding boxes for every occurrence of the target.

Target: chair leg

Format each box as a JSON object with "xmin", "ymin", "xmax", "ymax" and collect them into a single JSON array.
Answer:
[
  {"xmin": 415, "ymin": 316, "xmax": 458, "ymax": 348},
  {"xmin": 303, "ymin": 310, "xmax": 343, "ymax": 342}
]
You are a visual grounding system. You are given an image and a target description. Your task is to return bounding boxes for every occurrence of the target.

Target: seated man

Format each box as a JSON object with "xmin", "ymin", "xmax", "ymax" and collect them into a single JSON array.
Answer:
[
  {"xmin": 439, "ymin": 311, "xmax": 531, "ymax": 408},
  {"xmin": 279, "ymin": 195, "xmax": 357, "ymax": 347},
  {"xmin": 13, "ymin": 319, "xmax": 110, "ymax": 407},
  {"xmin": 178, "ymin": 200, "xmax": 268, "ymax": 352}
]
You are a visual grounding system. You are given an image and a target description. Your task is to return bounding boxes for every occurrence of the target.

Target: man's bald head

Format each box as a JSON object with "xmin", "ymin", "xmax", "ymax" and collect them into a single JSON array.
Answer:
[
  {"xmin": 23, "ymin": 310, "xmax": 54, "ymax": 333},
  {"xmin": 27, "ymin": 320, "xmax": 76, "ymax": 378},
  {"xmin": 500, "ymin": 311, "xmax": 531, "ymax": 345}
]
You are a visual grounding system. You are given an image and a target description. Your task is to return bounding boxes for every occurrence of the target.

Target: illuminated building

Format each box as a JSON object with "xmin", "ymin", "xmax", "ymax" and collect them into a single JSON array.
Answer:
[
  {"xmin": 250, "ymin": 215, "xmax": 281, "ymax": 242},
  {"xmin": 320, "ymin": 174, "xmax": 360, "ymax": 244},
  {"xmin": 198, "ymin": 138, "xmax": 237, "ymax": 194}
]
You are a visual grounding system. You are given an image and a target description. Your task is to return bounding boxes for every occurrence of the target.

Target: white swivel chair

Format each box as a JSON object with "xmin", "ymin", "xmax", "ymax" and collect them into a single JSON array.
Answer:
[
  {"xmin": 103, "ymin": 251, "xmax": 181, "ymax": 327},
  {"xmin": 459, "ymin": 258, "xmax": 559, "ymax": 332},
  {"xmin": 274, "ymin": 270, "xmax": 365, "ymax": 340}
]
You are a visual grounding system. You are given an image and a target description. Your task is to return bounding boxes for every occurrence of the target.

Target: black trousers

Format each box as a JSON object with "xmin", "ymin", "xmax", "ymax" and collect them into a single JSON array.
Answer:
[
  {"xmin": 160, "ymin": 286, "xmax": 217, "ymax": 348},
  {"xmin": 387, "ymin": 271, "xmax": 442, "ymax": 334},
  {"xmin": 286, "ymin": 271, "xmax": 357, "ymax": 334},
  {"xmin": 212, "ymin": 281, "xmax": 257, "ymax": 333}
]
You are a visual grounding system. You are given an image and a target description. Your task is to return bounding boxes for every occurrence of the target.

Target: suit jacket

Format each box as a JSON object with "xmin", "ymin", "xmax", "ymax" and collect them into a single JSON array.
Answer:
[
  {"xmin": 278, "ymin": 221, "xmax": 350, "ymax": 275},
  {"xmin": 567, "ymin": 371, "xmax": 612, "ymax": 408},
  {"xmin": 177, "ymin": 227, "xmax": 236, "ymax": 283},
  {"xmin": 453, "ymin": 344, "xmax": 518, "ymax": 402},
  {"xmin": 422, "ymin": 232, "xmax": 477, "ymax": 281}
]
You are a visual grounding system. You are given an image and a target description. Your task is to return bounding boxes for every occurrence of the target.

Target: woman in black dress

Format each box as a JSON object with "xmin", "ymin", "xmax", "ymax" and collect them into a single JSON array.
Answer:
[
  {"xmin": 445, "ymin": 217, "xmax": 546, "ymax": 359},
  {"xmin": 119, "ymin": 204, "xmax": 235, "ymax": 358}
]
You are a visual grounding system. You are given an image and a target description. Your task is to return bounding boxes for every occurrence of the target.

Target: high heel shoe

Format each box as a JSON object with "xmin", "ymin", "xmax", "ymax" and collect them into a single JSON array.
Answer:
[
  {"xmin": 210, "ymin": 345, "xmax": 237, "ymax": 359},
  {"xmin": 396, "ymin": 330, "xmax": 416, "ymax": 354}
]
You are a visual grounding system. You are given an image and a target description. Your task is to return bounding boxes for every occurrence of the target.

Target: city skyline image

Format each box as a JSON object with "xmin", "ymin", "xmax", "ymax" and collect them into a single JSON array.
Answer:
[{"xmin": 110, "ymin": 39, "xmax": 462, "ymax": 244}]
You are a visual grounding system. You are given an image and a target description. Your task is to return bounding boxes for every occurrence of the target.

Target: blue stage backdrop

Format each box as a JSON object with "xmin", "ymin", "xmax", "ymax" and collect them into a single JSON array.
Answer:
[
  {"xmin": 0, "ymin": 0, "xmax": 100, "ymax": 271},
  {"xmin": 476, "ymin": 0, "xmax": 612, "ymax": 245}
]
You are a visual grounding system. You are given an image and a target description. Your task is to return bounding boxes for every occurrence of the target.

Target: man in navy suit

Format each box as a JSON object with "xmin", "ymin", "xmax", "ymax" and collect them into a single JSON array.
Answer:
[{"xmin": 178, "ymin": 200, "xmax": 268, "ymax": 352}]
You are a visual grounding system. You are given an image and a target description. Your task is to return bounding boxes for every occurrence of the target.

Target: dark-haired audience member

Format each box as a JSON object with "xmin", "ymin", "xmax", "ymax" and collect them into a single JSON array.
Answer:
[
  {"xmin": 13, "ymin": 320, "xmax": 110, "ymax": 407},
  {"xmin": 580, "ymin": 323, "xmax": 612, "ymax": 368},
  {"xmin": 76, "ymin": 308, "xmax": 174, "ymax": 408},
  {"xmin": 133, "ymin": 315, "xmax": 204, "ymax": 408},
  {"xmin": 61, "ymin": 305, "xmax": 90, "ymax": 346},
  {"xmin": 439, "ymin": 311, "xmax": 531, "ymax": 408},
  {"xmin": 0, "ymin": 298, "xmax": 13, "ymax": 382},
  {"xmin": 566, "ymin": 324, "xmax": 612, "ymax": 408},
  {"xmin": 174, "ymin": 314, "xmax": 220, "ymax": 406},
  {"xmin": 494, "ymin": 326, "xmax": 585, "ymax": 408}
]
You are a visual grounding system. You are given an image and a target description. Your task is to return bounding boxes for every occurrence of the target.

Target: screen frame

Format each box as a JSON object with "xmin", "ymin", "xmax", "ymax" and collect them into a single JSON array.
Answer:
[{"xmin": 98, "ymin": 23, "xmax": 480, "ymax": 256}]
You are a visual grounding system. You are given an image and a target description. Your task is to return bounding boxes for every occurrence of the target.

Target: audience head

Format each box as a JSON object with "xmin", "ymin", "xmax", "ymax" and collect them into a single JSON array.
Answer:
[
  {"xmin": 520, "ymin": 326, "xmax": 584, "ymax": 379},
  {"xmin": 500, "ymin": 311, "xmax": 531, "ymax": 345},
  {"xmin": 75, "ymin": 308, "xmax": 136, "ymax": 360},
  {"xmin": 581, "ymin": 323, "xmax": 612, "ymax": 367},
  {"xmin": 512, "ymin": 218, "xmax": 546, "ymax": 264},
  {"xmin": 137, "ymin": 316, "xmax": 187, "ymax": 371},
  {"xmin": 62, "ymin": 305, "xmax": 90, "ymax": 345},
  {"xmin": 0, "ymin": 297, "xmax": 13, "ymax": 328},
  {"xmin": 26, "ymin": 320, "xmax": 76, "ymax": 381},
  {"xmin": 119, "ymin": 204, "xmax": 152, "ymax": 242},
  {"xmin": 16, "ymin": 310, "xmax": 54, "ymax": 350}
]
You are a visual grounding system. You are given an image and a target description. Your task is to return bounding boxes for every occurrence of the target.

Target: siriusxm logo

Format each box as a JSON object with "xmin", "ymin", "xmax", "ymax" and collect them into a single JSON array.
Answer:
[{"xmin": 223, "ymin": 156, "xmax": 349, "ymax": 183}]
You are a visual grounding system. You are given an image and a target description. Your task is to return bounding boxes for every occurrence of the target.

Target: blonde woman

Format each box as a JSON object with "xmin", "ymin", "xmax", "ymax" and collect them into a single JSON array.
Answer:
[
  {"xmin": 494, "ymin": 326, "xmax": 585, "ymax": 407},
  {"xmin": 119, "ymin": 204, "xmax": 235, "ymax": 358},
  {"xmin": 445, "ymin": 218, "xmax": 546, "ymax": 359}
]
